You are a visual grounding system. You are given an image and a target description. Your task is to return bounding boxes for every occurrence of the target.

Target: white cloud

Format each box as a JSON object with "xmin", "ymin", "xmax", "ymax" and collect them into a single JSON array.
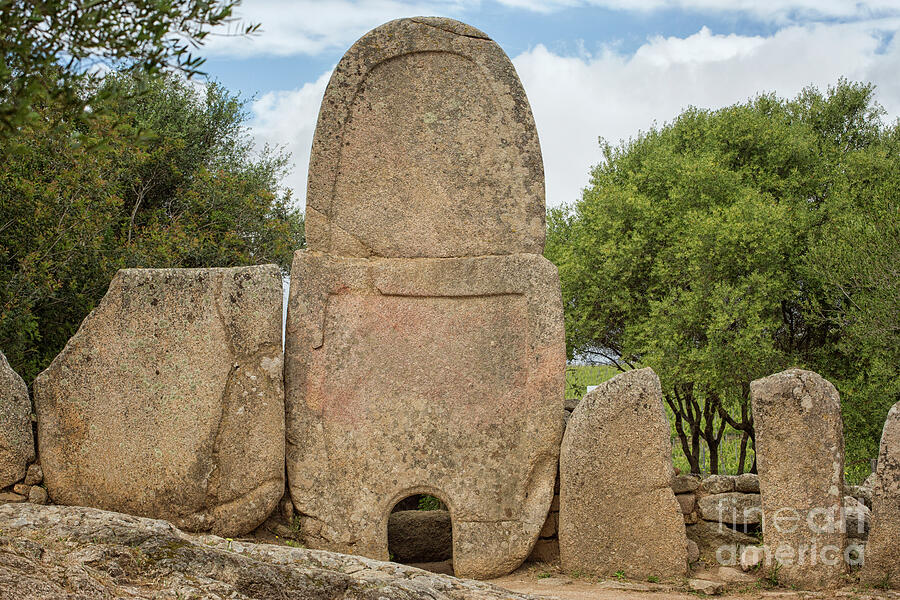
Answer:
[
  {"xmin": 496, "ymin": 0, "xmax": 900, "ymax": 22},
  {"xmin": 514, "ymin": 19, "xmax": 900, "ymax": 206},
  {"xmin": 249, "ymin": 70, "xmax": 332, "ymax": 205},
  {"xmin": 203, "ymin": 0, "xmax": 476, "ymax": 57},
  {"xmin": 250, "ymin": 19, "xmax": 900, "ymax": 209},
  {"xmin": 206, "ymin": 0, "xmax": 900, "ymax": 59}
]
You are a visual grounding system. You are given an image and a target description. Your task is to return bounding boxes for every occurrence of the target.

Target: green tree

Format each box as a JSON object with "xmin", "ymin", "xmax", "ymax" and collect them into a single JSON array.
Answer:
[
  {"xmin": 549, "ymin": 81, "xmax": 898, "ymax": 476},
  {"xmin": 0, "ymin": 71, "xmax": 304, "ymax": 382},
  {"xmin": 0, "ymin": 0, "xmax": 255, "ymax": 137}
]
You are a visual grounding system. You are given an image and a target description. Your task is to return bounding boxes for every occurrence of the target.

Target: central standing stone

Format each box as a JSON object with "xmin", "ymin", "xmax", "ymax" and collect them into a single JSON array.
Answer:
[{"xmin": 285, "ymin": 17, "xmax": 564, "ymax": 579}]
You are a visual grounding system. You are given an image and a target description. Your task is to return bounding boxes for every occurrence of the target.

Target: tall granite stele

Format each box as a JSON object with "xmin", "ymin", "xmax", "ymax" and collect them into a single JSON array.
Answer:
[{"xmin": 285, "ymin": 17, "xmax": 565, "ymax": 579}]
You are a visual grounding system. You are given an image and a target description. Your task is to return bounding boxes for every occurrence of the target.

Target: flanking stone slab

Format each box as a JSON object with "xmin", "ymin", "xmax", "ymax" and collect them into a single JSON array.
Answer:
[
  {"xmin": 750, "ymin": 369, "xmax": 846, "ymax": 589},
  {"xmin": 0, "ymin": 351, "xmax": 34, "ymax": 487},
  {"xmin": 305, "ymin": 17, "xmax": 545, "ymax": 258},
  {"xmin": 285, "ymin": 252, "xmax": 564, "ymax": 579},
  {"xmin": 559, "ymin": 368, "xmax": 688, "ymax": 579},
  {"xmin": 34, "ymin": 266, "xmax": 284, "ymax": 536},
  {"xmin": 861, "ymin": 401, "xmax": 900, "ymax": 588}
]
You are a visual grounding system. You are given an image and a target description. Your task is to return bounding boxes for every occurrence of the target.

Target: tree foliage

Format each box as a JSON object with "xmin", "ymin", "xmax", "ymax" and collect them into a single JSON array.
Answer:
[
  {"xmin": 0, "ymin": 71, "xmax": 304, "ymax": 383},
  {"xmin": 548, "ymin": 80, "xmax": 899, "ymax": 478},
  {"xmin": 0, "ymin": 0, "xmax": 255, "ymax": 136}
]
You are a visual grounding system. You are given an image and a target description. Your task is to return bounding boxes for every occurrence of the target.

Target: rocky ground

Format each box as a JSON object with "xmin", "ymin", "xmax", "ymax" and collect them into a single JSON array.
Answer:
[
  {"xmin": 0, "ymin": 503, "xmax": 528, "ymax": 599},
  {"xmin": 490, "ymin": 562, "xmax": 900, "ymax": 600},
  {"xmin": 1, "ymin": 502, "xmax": 897, "ymax": 600}
]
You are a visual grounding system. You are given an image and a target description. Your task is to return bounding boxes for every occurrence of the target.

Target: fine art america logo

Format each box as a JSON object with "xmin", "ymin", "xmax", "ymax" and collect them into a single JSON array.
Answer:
[{"xmin": 714, "ymin": 504, "xmax": 866, "ymax": 567}]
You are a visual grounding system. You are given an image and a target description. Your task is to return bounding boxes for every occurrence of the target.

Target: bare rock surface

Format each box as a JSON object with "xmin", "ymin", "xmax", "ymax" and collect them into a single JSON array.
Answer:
[
  {"xmin": 559, "ymin": 368, "xmax": 688, "ymax": 578},
  {"xmin": 0, "ymin": 503, "xmax": 531, "ymax": 600},
  {"xmin": 862, "ymin": 401, "xmax": 900, "ymax": 588},
  {"xmin": 0, "ymin": 350, "xmax": 34, "ymax": 487},
  {"xmin": 750, "ymin": 369, "xmax": 846, "ymax": 589},
  {"xmin": 34, "ymin": 266, "xmax": 285, "ymax": 537},
  {"xmin": 305, "ymin": 17, "xmax": 545, "ymax": 258}
]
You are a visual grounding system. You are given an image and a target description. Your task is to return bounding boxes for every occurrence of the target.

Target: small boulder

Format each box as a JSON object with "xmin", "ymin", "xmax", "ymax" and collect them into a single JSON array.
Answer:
[
  {"xmin": 734, "ymin": 473, "xmax": 759, "ymax": 493},
  {"xmin": 700, "ymin": 475, "xmax": 734, "ymax": 495},
  {"xmin": 685, "ymin": 520, "xmax": 758, "ymax": 565},
  {"xmin": 740, "ymin": 545, "xmax": 764, "ymax": 572},
  {"xmin": 27, "ymin": 485, "xmax": 48, "ymax": 505},
  {"xmin": 676, "ymin": 493, "xmax": 696, "ymax": 515},
  {"xmin": 687, "ymin": 539, "xmax": 700, "ymax": 563},
  {"xmin": 697, "ymin": 492, "xmax": 761, "ymax": 526},
  {"xmin": 23, "ymin": 463, "xmax": 42, "ymax": 486},
  {"xmin": 0, "ymin": 351, "xmax": 35, "ymax": 488},
  {"xmin": 688, "ymin": 578, "xmax": 724, "ymax": 595},
  {"xmin": 672, "ymin": 474, "xmax": 701, "ymax": 494},
  {"xmin": 843, "ymin": 495, "xmax": 870, "ymax": 539}
]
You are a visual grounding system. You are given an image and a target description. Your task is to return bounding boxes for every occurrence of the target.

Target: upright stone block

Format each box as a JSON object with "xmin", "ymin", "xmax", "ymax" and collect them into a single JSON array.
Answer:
[
  {"xmin": 862, "ymin": 401, "xmax": 900, "ymax": 588},
  {"xmin": 558, "ymin": 368, "xmax": 688, "ymax": 579},
  {"xmin": 750, "ymin": 369, "xmax": 846, "ymax": 589},
  {"xmin": 286, "ymin": 17, "xmax": 564, "ymax": 579},
  {"xmin": 0, "ymin": 351, "xmax": 35, "ymax": 488},
  {"xmin": 34, "ymin": 266, "xmax": 284, "ymax": 536}
]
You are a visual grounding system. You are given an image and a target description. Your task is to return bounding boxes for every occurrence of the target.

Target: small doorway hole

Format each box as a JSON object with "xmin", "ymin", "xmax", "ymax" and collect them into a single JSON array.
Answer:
[{"xmin": 388, "ymin": 494, "xmax": 453, "ymax": 575}]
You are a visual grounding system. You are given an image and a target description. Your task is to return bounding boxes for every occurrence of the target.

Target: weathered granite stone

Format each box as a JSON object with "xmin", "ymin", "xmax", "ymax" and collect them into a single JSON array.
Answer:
[
  {"xmin": 305, "ymin": 17, "xmax": 545, "ymax": 258},
  {"xmin": 697, "ymin": 492, "xmax": 762, "ymax": 526},
  {"xmin": 34, "ymin": 266, "xmax": 284, "ymax": 537},
  {"xmin": 735, "ymin": 473, "xmax": 760, "ymax": 493},
  {"xmin": 750, "ymin": 369, "xmax": 846, "ymax": 589},
  {"xmin": 27, "ymin": 485, "xmax": 47, "ymax": 505},
  {"xmin": 286, "ymin": 253, "xmax": 564, "ymax": 578},
  {"xmin": 676, "ymin": 493, "xmax": 696, "ymax": 515},
  {"xmin": 740, "ymin": 545, "xmax": 764, "ymax": 571},
  {"xmin": 559, "ymin": 368, "xmax": 688, "ymax": 578},
  {"xmin": 842, "ymin": 496, "xmax": 869, "ymax": 540},
  {"xmin": 686, "ymin": 520, "xmax": 758, "ymax": 565},
  {"xmin": 0, "ymin": 350, "xmax": 34, "ymax": 488},
  {"xmin": 0, "ymin": 503, "xmax": 530, "ymax": 600},
  {"xmin": 388, "ymin": 510, "xmax": 453, "ymax": 563},
  {"xmin": 23, "ymin": 463, "xmax": 42, "ymax": 486},
  {"xmin": 845, "ymin": 484, "xmax": 872, "ymax": 509},
  {"xmin": 687, "ymin": 539, "xmax": 700, "ymax": 563},
  {"xmin": 688, "ymin": 578, "xmax": 724, "ymax": 595},
  {"xmin": 286, "ymin": 17, "xmax": 563, "ymax": 580},
  {"xmin": 701, "ymin": 475, "xmax": 735, "ymax": 495},
  {"xmin": 672, "ymin": 474, "xmax": 701, "ymax": 494},
  {"xmin": 861, "ymin": 401, "xmax": 900, "ymax": 588}
]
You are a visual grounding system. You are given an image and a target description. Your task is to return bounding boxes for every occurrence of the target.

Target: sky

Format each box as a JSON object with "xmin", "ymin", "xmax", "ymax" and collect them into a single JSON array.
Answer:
[{"xmin": 197, "ymin": 0, "xmax": 900, "ymax": 208}]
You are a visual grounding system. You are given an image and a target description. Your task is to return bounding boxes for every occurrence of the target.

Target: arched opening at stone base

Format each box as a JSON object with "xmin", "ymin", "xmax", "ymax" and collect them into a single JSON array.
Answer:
[{"xmin": 388, "ymin": 493, "xmax": 454, "ymax": 575}]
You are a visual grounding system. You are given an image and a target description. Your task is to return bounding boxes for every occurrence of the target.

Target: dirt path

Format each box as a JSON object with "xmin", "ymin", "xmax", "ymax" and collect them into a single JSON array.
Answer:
[{"xmin": 487, "ymin": 564, "xmax": 900, "ymax": 600}]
